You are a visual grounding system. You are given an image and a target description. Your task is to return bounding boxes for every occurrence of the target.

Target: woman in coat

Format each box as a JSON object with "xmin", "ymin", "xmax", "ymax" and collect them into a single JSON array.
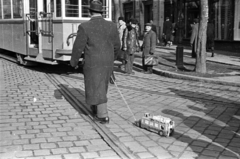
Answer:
[
  {"xmin": 141, "ymin": 23, "xmax": 156, "ymax": 74},
  {"xmin": 122, "ymin": 19, "xmax": 140, "ymax": 75}
]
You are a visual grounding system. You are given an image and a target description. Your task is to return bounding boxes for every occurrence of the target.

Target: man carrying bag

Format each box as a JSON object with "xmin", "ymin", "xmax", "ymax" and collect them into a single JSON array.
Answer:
[{"xmin": 141, "ymin": 23, "xmax": 157, "ymax": 74}]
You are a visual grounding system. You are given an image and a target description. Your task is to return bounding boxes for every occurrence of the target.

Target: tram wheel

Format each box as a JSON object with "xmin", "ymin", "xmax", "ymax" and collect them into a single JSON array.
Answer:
[{"xmin": 159, "ymin": 131, "xmax": 163, "ymax": 136}]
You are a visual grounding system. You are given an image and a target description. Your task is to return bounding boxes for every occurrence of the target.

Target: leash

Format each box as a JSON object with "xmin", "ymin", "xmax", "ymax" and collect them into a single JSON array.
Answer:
[{"xmin": 110, "ymin": 76, "xmax": 137, "ymax": 122}]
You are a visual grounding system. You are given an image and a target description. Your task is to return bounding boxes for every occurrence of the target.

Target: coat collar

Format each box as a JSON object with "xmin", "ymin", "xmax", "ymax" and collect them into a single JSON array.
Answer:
[{"xmin": 90, "ymin": 15, "xmax": 103, "ymax": 21}]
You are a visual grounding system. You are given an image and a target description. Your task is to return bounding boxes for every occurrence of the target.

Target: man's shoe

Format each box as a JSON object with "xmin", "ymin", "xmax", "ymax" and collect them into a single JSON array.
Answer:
[
  {"xmin": 94, "ymin": 116, "xmax": 110, "ymax": 124},
  {"xmin": 90, "ymin": 105, "xmax": 97, "ymax": 115}
]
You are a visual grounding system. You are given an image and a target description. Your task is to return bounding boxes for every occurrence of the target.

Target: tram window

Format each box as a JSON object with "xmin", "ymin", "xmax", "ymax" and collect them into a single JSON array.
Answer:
[
  {"xmin": 82, "ymin": 0, "xmax": 107, "ymax": 18},
  {"xmin": 65, "ymin": 0, "xmax": 79, "ymax": 17},
  {"xmin": 12, "ymin": 0, "xmax": 23, "ymax": 18},
  {"xmin": 3, "ymin": 0, "xmax": 11, "ymax": 19},
  {"xmin": 56, "ymin": 0, "xmax": 61, "ymax": 17}
]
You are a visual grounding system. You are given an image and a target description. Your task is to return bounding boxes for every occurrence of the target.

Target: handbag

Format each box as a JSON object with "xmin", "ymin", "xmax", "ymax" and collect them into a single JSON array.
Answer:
[{"xmin": 144, "ymin": 55, "xmax": 158, "ymax": 66}]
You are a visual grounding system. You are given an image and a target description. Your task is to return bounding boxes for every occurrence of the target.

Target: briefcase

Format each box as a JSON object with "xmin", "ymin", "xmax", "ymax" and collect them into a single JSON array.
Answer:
[{"xmin": 144, "ymin": 55, "xmax": 158, "ymax": 66}]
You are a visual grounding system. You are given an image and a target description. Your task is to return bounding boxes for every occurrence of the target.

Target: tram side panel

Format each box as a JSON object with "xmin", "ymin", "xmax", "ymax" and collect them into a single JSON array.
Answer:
[
  {"xmin": 13, "ymin": 23, "xmax": 27, "ymax": 54},
  {"xmin": 0, "ymin": 22, "xmax": 26, "ymax": 55}
]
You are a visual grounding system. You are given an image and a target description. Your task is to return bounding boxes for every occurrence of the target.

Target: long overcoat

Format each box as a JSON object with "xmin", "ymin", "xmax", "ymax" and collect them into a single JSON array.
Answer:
[
  {"xmin": 70, "ymin": 16, "xmax": 120, "ymax": 106},
  {"xmin": 190, "ymin": 23, "xmax": 199, "ymax": 53},
  {"xmin": 122, "ymin": 27, "xmax": 139, "ymax": 55},
  {"xmin": 206, "ymin": 22, "xmax": 215, "ymax": 50},
  {"xmin": 142, "ymin": 30, "xmax": 156, "ymax": 56},
  {"xmin": 163, "ymin": 21, "xmax": 173, "ymax": 41}
]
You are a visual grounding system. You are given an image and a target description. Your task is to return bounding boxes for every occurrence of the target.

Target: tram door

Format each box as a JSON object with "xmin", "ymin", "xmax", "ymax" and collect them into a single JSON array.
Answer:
[{"xmin": 27, "ymin": 0, "xmax": 53, "ymax": 60}]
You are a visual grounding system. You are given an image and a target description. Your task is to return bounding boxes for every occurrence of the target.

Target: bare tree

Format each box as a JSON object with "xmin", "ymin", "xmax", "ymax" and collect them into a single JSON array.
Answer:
[{"xmin": 195, "ymin": 0, "xmax": 209, "ymax": 73}]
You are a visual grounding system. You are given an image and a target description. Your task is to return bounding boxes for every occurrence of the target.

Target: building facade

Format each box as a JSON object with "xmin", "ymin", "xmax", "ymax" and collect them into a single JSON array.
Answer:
[{"xmin": 120, "ymin": 0, "xmax": 240, "ymax": 52}]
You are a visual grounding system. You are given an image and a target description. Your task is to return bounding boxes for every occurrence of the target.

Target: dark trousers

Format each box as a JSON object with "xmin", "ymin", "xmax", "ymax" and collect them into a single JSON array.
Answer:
[
  {"xmin": 96, "ymin": 103, "xmax": 108, "ymax": 118},
  {"xmin": 125, "ymin": 54, "xmax": 135, "ymax": 73},
  {"xmin": 192, "ymin": 41, "xmax": 196, "ymax": 58}
]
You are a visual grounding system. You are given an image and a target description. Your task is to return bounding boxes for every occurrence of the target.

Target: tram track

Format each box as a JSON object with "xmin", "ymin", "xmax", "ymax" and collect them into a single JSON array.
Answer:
[
  {"xmin": 45, "ymin": 73, "xmax": 137, "ymax": 159},
  {"xmin": 0, "ymin": 57, "xmax": 138, "ymax": 159},
  {"xmin": 1, "ymin": 55, "xmax": 239, "ymax": 107}
]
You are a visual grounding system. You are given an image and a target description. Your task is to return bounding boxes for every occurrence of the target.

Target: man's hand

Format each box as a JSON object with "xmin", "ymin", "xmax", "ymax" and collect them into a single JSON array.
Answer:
[{"xmin": 123, "ymin": 48, "xmax": 127, "ymax": 51}]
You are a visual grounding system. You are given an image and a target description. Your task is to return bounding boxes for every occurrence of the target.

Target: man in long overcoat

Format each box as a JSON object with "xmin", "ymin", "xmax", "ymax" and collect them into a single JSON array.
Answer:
[
  {"xmin": 163, "ymin": 17, "xmax": 173, "ymax": 46},
  {"xmin": 141, "ymin": 23, "xmax": 156, "ymax": 74},
  {"xmin": 70, "ymin": 0, "xmax": 120, "ymax": 124},
  {"xmin": 190, "ymin": 18, "xmax": 199, "ymax": 58},
  {"xmin": 206, "ymin": 21, "xmax": 215, "ymax": 57}
]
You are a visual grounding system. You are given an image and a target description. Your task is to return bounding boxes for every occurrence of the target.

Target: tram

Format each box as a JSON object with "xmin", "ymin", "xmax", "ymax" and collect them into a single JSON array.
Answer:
[{"xmin": 0, "ymin": 0, "xmax": 112, "ymax": 65}]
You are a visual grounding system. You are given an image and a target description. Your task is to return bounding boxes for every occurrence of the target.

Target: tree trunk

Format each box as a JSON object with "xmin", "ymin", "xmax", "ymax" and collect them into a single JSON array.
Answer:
[
  {"xmin": 195, "ymin": 0, "xmax": 208, "ymax": 73},
  {"xmin": 112, "ymin": 0, "xmax": 121, "ymax": 23}
]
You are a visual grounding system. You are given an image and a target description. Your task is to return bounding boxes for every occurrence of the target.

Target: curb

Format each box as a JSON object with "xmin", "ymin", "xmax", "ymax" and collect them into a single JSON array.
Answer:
[{"xmin": 133, "ymin": 61, "xmax": 240, "ymax": 87}]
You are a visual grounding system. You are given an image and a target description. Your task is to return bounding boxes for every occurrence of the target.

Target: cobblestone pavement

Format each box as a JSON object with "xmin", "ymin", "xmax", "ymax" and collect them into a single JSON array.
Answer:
[{"xmin": 0, "ymin": 59, "xmax": 240, "ymax": 159}]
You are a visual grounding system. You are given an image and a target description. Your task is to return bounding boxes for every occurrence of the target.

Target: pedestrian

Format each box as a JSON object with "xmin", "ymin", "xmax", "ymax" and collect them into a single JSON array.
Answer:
[
  {"xmin": 190, "ymin": 18, "xmax": 199, "ymax": 58},
  {"xmin": 150, "ymin": 20, "xmax": 157, "ymax": 34},
  {"xmin": 141, "ymin": 23, "xmax": 156, "ymax": 74},
  {"xmin": 70, "ymin": 0, "xmax": 120, "ymax": 124},
  {"xmin": 175, "ymin": 18, "xmax": 184, "ymax": 44},
  {"xmin": 206, "ymin": 20, "xmax": 215, "ymax": 57},
  {"xmin": 150, "ymin": 20, "xmax": 159, "ymax": 44},
  {"xmin": 163, "ymin": 17, "xmax": 173, "ymax": 46},
  {"xmin": 117, "ymin": 17, "xmax": 127, "ymax": 71},
  {"xmin": 122, "ymin": 18, "xmax": 140, "ymax": 75},
  {"xmin": 118, "ymin": 17, "xmax": 126, "ymax": 48}
]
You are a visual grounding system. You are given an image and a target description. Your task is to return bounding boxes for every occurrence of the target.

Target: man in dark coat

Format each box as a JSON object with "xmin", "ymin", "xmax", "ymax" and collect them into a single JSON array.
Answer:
[
  {"xmin": 141, "ymin": 23, "xmax": 156, "ymax": 74},
  {"xmin": 190, "ymin": 18, "xmax": 199, "ymax": 58},
  {"xmin": 163, "ymin": 17, "xmax": 173, "ymax": 46},
  {"xmin": 206, "ymin": 21, "xmax": 215, "ymax": 57},
  {"xmin": 70, "ymin": 0, "xmax": 120, "ymax": 124}
]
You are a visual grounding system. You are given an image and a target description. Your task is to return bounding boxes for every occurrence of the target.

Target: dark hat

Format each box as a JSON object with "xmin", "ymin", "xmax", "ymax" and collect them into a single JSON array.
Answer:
[
  {"xmin": 118, "ymin": 17, "xmax": 124, "ymax": 21},
  {"xmin": 145, "ymin": 23, "xmax": 152, "ymax": 26},
  {"xmin": 88, "ymin": 0, "xmax": 104, "ymax": 13},
  {"xmin": 130, "ymin": 18, "xmax": 138, "ymax": 24}
]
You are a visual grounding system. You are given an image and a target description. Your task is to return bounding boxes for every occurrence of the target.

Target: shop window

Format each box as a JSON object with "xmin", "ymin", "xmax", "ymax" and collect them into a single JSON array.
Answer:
[
  {"xmin": 12, "ymin": 0, "xmax": 23, "ymax": 18},
  {"xmin": 183, "ymin": 0, "xmax": 234, "ymax": 40},
  {"xmin": 3, "ymin": 0, "xmax": 11, "ymax": 19},
  {"xmin": 82, "ymin": 0, "xmax": 108, "ymax": 18},
  {"xmin": 65, "ymin": 0, "xmax": 79, "ymax": 17},
  {"xmin": 56, "ymin": 0, "xmax": 61, "ymax": 17},
  {"xmin": 213, "ymin": 0, "xmax": 234, "ymax": 40}
]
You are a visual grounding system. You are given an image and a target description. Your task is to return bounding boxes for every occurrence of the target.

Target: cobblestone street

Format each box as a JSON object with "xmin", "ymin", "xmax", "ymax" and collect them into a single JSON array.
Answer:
[{"xmin": 0, "ymin": 59, "xmax": 240, "ymax": 159}]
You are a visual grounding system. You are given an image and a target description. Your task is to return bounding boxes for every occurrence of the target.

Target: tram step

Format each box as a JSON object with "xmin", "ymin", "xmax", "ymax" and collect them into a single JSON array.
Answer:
[{"xmin": 24, "ymin": 56, "xmax": 58, "ymax": 65}]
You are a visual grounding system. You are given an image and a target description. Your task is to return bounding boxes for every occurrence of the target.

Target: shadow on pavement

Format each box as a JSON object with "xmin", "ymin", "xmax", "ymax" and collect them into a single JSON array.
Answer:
[
  {"xmin": 161, "ymin": 88, "xmax": 240, "ymax": 158},
  {"xmin": 54, "ymin": 84, "xmax": 90, "ymax": 116}
]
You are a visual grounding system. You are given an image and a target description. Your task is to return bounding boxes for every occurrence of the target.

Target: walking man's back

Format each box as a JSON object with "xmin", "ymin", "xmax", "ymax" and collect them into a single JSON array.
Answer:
[{"xmin": 70, "ymin": 0, "xmax": 120, "ymax": 124}]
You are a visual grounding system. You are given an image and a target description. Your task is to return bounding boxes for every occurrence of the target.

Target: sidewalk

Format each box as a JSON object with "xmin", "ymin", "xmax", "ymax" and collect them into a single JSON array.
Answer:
[{"xmin": 133, "ymin": 41, "xmax": 240, "ymax": 86}]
